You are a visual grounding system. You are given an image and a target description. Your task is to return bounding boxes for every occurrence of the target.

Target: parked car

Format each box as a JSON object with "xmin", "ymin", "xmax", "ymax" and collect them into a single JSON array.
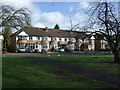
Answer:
[
  {"xmin": 18, "ymin": 48, "xmax": 26, "ymax": 53},
  {"xmin": 27, "ymin": 48, "xmax": 35, "ymax": 53},
  {"xmin": 55, "ymin": 48, "xmax": 65, "ymax": 52},
  {"xmin": 65, "ymin": 48, "xmax": 73, "ymax": 52},
  {"xmin": 35, "ymin": 49, "xmax": 42, "ymax": 53},
  {"xmin": 41, "ymin": 49, "xmax": 47, "ymax": 53}
]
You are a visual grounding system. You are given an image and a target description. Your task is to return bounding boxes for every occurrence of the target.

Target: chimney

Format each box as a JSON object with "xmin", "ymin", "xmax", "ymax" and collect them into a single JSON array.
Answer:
[
  {"xmin": 70, "ymin": 31, "xmax": 73, "ymax": 34},
  {"xmin": 45, "ymin": 27, "xmax": 48, "ymax": 32}
]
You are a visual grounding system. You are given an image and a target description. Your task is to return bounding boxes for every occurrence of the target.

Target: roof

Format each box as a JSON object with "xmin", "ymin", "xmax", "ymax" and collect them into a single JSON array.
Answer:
[{"xmin": 12, "ymin": 27, "xmax": 86, "ymax": 39}]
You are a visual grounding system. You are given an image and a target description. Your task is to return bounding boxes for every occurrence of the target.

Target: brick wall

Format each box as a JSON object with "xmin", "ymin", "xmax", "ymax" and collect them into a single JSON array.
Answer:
[
  {"xmin": 95, "ymin": 40, "xmax": 101, "ymax": 51},
  {"xmin": 10, "ymin": 36, "xmax": 17, "ymax": 52}
]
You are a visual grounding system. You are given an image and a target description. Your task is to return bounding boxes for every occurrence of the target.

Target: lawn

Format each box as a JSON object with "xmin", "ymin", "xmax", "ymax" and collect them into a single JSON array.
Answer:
[
  {"xmin": 2, "ymin": 56, "xmax": 118, "ymax": 88},
  {"xmin": 39, "ymin": 55, "xmax": 119, "ymax": 75}
]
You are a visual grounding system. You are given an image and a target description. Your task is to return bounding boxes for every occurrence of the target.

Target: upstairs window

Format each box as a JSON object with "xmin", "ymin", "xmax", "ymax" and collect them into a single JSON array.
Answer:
[
  {"xmin": 88, "ymin": 39, "xmax": 92, "ymax": 42},
  {"xmin": 69, "ymin": 38, "xmax": 73, "ymax": 41},
  {"xmin": 18, "ymin": 36, "xmax": 27, "ymax": 40},
  {"xmin": 42, "ymin": 37, "xmax": 48, "ymax": 41},
  {"xmin": 38, "ymin": 37, "xmax": 40, "ymax": 40},
  {"xmin": 52, "ymin": 37, "xmax": 57, "ymax": 41},
  {"xmin": 29, "ymin": 36, "xmax": 33, "ymax": 40},
  {"xmin": 65, "ymin": 38, "xmax": 67, "ymax": 41},
  {"xmin": 45, "ymin": 37, "xmax": 48, "ymax": 40},
  {"xmin": 59, "ymin": 38, "xmax": 62, "ymax": 41}
]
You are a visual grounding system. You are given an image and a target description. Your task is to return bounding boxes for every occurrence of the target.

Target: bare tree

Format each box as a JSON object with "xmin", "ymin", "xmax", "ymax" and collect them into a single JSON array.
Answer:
[
  {"xmin": 68, "ymin": 10, "xmax": 81, "ymax": 31},
  {"xmin": 87, "ymin": 1, "xmax": 120, "ymax": 62},
  {"xmin": 0, "ymin": 4, "xmax": 31, "ymax": 52},
  {"xmin": 0, "ymin": 4, "xmax": 31, "ymax": 31}
]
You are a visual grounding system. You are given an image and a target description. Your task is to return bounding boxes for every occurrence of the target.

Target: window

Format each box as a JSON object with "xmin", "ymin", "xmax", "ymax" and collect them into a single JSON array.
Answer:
[
  {"xmin": 28, "ymin": 43, "xmax": 35, "ymax": 49},
  {"xmin": 88, "ymin": 39, "xmax": 92, "ymax": 42},
  {"xmin": 45, "ymin": 37, "xmax": 48, "ymax": 40},
  {"xmin": 18, "ymin": 36, "xmax": 22, "ymax": 40},
  {"xmin": 38, "ymin": 37, "xmax": 40, "ymax": 40},
  {"xmin": 18, "ymin": 43, "xmax": 26, "ymax": 49},
  {"xmin": 36, "ymin": 45, "xmax": 38, "ymax": 48},
  {"xmin": 52, "ymin": 37, "xmax": 56, "ymax": 41},
  {"xmin": 69, "ymin": 38, "xmax": 73, "ymax": 41},
  {"xmin": 29, "ymin": 36, "xmax": 32, "ymax": 40},
  {"xmin": 77, "ymin": 39, "xmax": 82, "ymax": 42},
  {"xmin": 54, "ymin": 37, "xmax": 56, "ymax": 40},
  {"xmin": 51, "ymin": 37, "xmax": 54, "ymax": 41},
  {"xmin": 59, "ymin": 38, "xmax": 61, "ymax": 41},
  {"xmin": 43, "ymin": 46, "xmax": 48, "ymax": 48},
  {"xmin": 65, "ymin": 38, "xmax": 67, "ymax": 41},
  {"xmin": 42, "ymin": 37, "xmax": 48, "ymax": 41},
  {"xmin": 18, "ymin": 36, "xmax": 27, "ymax": 40}
]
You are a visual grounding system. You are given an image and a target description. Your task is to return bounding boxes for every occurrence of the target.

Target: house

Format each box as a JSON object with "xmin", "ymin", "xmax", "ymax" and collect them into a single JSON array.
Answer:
[
  {"xmin": 10, "ymin": 27, "xmax": 95, "ymax": 52},
  {"xmin": 94, "ymin": 34, "xmax": 110, "ymax": 51},
  {"xmin": 94, "ymin": 34, "xmax": 120, "ymax": 51}
]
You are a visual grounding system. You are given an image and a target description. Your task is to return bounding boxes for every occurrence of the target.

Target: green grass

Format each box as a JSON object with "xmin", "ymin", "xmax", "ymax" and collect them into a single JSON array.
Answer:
[
  {"xmin": 2, "ymin": 56, "xmax": 118, "ymax": 88},
  {"xmin": 39, "ymin": 55, "xmax": 119, "ymax": 75}
]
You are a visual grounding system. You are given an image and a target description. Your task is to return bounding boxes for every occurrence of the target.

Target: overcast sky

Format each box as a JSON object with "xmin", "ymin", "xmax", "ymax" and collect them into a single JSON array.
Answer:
[{"xmin": 1, "ymin": 0, "xmax": 119, "ymax": 30}]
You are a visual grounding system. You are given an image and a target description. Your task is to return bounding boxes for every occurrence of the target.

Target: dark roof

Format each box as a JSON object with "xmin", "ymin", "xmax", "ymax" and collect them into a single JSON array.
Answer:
[{"xmin": 12, "ymin": 27, "xmax": 86, "ymax": 39}]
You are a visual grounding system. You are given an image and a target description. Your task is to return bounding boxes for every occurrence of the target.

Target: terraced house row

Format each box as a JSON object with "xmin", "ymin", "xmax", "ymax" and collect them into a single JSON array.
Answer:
[
  {"xmin": 1, "ymin": 27, "xmax": 118, "ymax": 53},
  {"xmin": 10, "ymin": 27, "xmax": 96, "ymax": 52}
]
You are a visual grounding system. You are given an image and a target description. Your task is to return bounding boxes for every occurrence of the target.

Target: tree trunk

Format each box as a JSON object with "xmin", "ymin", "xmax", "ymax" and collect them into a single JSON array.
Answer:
[{"xmin": 112, "ymin": 49, "xmax": 120, "ymax": 63}]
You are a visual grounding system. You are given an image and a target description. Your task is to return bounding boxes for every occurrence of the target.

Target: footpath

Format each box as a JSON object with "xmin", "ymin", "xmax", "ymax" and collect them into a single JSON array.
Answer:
[{"xmin": 25, "ymin": 56, "xmax": 120, "ymax": 86}]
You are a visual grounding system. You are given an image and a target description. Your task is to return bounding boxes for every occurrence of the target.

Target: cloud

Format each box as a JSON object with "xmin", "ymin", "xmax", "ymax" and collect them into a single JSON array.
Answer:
[
  {"xmin": 38, "ymin": 11, "xmax": 69, "ymax": 28},
  {"xmin": 1, "ymin": 0, "xmax": 70, "ymax": 29},
  {"xmin": 74, "ymin": 12, "xmax": 88, "ymax": 22},
  {"xmin": 69, "ymin": 7, "xmax": 74, "ymax": 12},
  {"xmin": 1, "ymin": 0, "xmax": 42, "ymax": 28},
  {"xmin": 1, "ymin": 1, "xmax": 89, "ymax": 30},
  {"xmin": 32, "ymin": 23, "xmax": 46, "ymax": 28},
  {"xmin": 80, "ymin": 1, "xmax": 90, "ymax": 9},
  {"xmin": 1, "ymin": 0, "xmax": 33, "ymax": 10},
  {"xmin": 64, "ymin": 11, "xmax": 88, "ymax": 29}
]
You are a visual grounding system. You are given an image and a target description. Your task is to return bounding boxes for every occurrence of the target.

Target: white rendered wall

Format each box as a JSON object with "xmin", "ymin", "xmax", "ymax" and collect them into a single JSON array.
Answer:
[{"xmin": 18, "ymin": 31, "xmax": 28, "ymax": 36}]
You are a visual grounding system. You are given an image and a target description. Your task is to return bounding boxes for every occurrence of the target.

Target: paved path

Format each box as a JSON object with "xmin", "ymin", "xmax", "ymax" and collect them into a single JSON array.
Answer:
[
  {"xmin": 2, "ymin": 51, "xmax": 113, "ymax": 57},
  {"xmin": 25, "ymin": 56, "xmax": 120, "ymax": 86}
]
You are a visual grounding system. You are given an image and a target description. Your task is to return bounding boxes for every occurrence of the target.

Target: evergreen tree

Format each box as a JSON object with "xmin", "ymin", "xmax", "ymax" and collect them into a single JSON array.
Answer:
[{"xmin": 54, "ymin": 24, "xmax": 60, "ymax": 29}]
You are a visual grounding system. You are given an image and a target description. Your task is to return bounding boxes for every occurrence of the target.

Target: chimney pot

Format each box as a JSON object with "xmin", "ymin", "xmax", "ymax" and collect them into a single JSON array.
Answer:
[{"xmin": 45, "ymin": 27, "xmax": 48, "ymax": 32}]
